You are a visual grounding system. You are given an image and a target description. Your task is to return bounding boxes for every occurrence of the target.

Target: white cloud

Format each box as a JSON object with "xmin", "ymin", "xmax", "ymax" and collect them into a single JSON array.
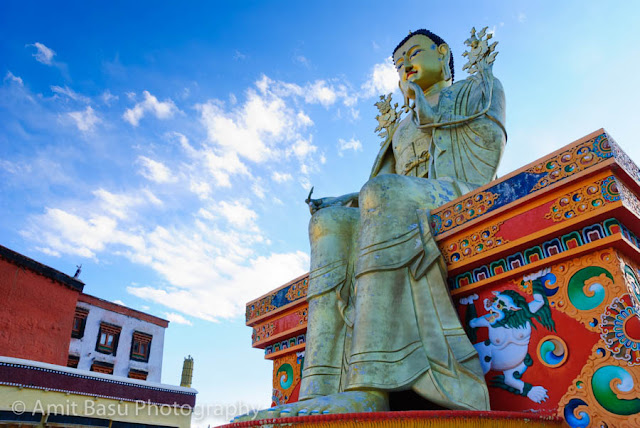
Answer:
[
  {"xmin": 51, "ymin": 85, "xmax": 90, "ymax": 103},
  {"xmin": 68, "ymin": 106, "xmax": 100, "ymax": 132},
  {"xmin": 204, "ymin": 150, "xmax": 250, "ymax": 187},
  {"xmin": 16, "ymin": 73, "xmax": 359, "ymax": 322},
  {"xmin": 166, "ymin": 131, "xmax": 247, "ymax": 191},
  {"xmin": 127, "ymin": 250, "xmax": 309, "ymax": 321},
  {"xmin": 518, "ymin": 12, "xmax": 527, "ymax": 23},
  {"xmin": 299, "ymin": 176, "xmax": 312, "ymax": 190},
  {"xmin": 197, "ymin": 200, "xmax": 260, "ymax": 232},
  {"xmin": 4, "ymin": 71, "xmax": 23, "ymax": 86},
  {"xmin": 137, "ymin": 156, "xmax": 177, "ymax": 183},
  {"xmin": 22, "ymin": 208, "xmax": 129, "ymax": 259},
  {"xmin": 36, "ymin": 246, "xmax": 61, "ymax": 257},
  {"xmin": 113, "ymin": 300, "xmax": 126, "ymax": 306},
  {"xmin": 256, "ymin": 74, "xmax": 354, "ymax": 108},
  {"xmin": 338, "ymin": 137, "xmax": 363, "ymax": 156},
  {"xmin": 93, "ymin": 188, "xmax": 161, "ymax": 221},
  {"xmin": 190, "ymin": 180, "xmax": 212, "ymax": 200},
  {"xmin": 23, "ymin": 185, "xmax": 308, "ymax": 322},
  {"xmin": 251, "ymin": 180, "xmax": 266, "ymax": 199},
  {"xmin": 1, "ymin": 156, "xmax": 71, "ymax": 186},
  {"xmin": 304, "ymin": 80, "xmax": 344, "ymax": 107},
  {"xmin": 165, "ymin": 127, "xmax": 252, "ymax": 193},
  {"xmin": 362, "ymin": 57, "xmax": 399, "ymax": 97},
  {"xmin": 101, "ymin": 90, "xmax": 118, "ymax": 105},
  {"xmin": 198, "ymin": 90, "xmax": 288, "ymax": 163},
  {"xmin": 294, "ymin": 55, "xmax": 311, "ymax": 68},
  {"xmin": 165, "ymin": 312, "xmax": 192, "ymax": 326},
  {"xmin": 272, "ymin": 171, "xmax": 292, "ymax": 183},
  {"xmin": 256, "ymin": 75, "xmax": 302, "ymax": 97},
  {"xmin": 297, "ymin": 111, "xmax": 313, "ymax": 127},
  {"xmin": 123, "ymin": 91, "xmax": 178, "ymax": 126},
  {"xmin": 201, "ymin": 103, "xmax": 268, "ymax": 161},
  {"xmin": 28, "ymin": 42, "xmax": 56, "ymax": 65},
  {"xmin": 193, "ymin": 75, "xmax": 330, "ymax": 188},
  {"xmin": 289, "ymin": 137, "xmax": 317, "ymax": 159},
  {"xmin": 218, "ymin": 200, "xmax": 258, "ymax": 229}
]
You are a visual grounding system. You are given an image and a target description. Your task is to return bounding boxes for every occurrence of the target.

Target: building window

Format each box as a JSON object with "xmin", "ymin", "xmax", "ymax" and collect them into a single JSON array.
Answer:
[
  {"xmin": 96, "ymin": 323, "xmax": 121, "ymax": 355},
  {"xmin": 130, "ymin": 332, "xmax": 152, "ymax": 362},
  {"xmin": 67, "ymin": 355, "xmax": 80, "ymax": 368},
  {"xmin": 128, "ymin": 369, "xmax": 148, "ymax": 380},
  {"xmin": 90, "ymin": 361, "xmax": 114, "ymax": 374},
  {"xmin": 71, "ymin": 307, "xmax": 89, "ymax": 339}
]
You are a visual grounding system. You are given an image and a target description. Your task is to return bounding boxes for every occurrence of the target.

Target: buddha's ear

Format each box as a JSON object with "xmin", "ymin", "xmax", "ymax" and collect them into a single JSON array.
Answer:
[{"xmin": 438, "ymin": 43, "xmax": 452, "ymax": 81}]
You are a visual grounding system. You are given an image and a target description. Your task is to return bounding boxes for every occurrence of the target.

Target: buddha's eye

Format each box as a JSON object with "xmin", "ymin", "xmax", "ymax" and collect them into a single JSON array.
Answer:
[
  {"xmin": 409, "ymin": 49, "xmax": 423, "ymax": 59},
  {"xmin": 395, "ymin": 62, "xmax": 403, "ymax": 70}
]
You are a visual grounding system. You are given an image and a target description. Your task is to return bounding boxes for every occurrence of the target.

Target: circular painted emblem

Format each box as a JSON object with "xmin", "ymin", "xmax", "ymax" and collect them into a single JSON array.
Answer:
[{"xmin": 537, "ymin": 335, "xmax": 568, "ymax": 368}]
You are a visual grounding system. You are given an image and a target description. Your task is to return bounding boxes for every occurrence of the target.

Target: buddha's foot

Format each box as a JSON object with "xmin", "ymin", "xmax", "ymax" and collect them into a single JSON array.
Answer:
[{"xmin": 232, "ymin": 390, "xmax": 389, "ymax": 422}]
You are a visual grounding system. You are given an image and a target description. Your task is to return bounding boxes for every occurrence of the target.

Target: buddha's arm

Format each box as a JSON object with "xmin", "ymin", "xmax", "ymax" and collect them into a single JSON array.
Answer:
[{"xmin": 308, "ymin": 192, "xmax": 359, "ymax": 215}]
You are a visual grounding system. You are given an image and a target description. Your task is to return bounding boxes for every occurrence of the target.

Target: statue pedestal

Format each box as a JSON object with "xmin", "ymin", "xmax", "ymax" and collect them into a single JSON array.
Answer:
[
  {"xmin": 244, "ymin": 129, "xmax": 640, "ymax": 427},
  {"xmin": 220, "ymin": 410, "xmax": 562, "ymax": 428}
]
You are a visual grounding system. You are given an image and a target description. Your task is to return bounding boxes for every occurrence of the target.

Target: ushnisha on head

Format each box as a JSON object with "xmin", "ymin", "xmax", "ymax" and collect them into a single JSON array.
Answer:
[{"xmin": 392, "ymin": 29, "xmax": 453, "ymax": 98}]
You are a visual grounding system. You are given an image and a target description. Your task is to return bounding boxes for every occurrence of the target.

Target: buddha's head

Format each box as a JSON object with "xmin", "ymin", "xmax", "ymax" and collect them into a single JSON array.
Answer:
[{"xmin": 393, "ymin": 29, "xmax": 453, "ymax": 96}]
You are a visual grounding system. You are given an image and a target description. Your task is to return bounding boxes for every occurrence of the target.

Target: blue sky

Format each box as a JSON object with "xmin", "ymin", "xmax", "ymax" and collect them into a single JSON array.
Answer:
[{"xmin": 2, "ymin": 1, "xmax": 640, "ymax": 425}]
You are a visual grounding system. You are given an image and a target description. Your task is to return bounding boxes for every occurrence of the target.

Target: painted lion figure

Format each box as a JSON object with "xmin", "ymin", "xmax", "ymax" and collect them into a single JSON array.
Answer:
[{"xmin": 461, "ymin": 270, "xmax": 556, "ymax": 403}]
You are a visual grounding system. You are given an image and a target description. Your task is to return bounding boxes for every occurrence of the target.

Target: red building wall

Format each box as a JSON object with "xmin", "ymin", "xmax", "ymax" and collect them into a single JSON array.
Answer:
[{"xmin": 0, "ymin": 255, "xmax": 81, "ymax": 365}]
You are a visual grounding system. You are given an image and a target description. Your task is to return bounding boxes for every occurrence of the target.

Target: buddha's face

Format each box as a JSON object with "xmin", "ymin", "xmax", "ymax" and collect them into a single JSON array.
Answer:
[{"xmin": 393, "ymin": 34, "xmax": 448, "ymax": 93}]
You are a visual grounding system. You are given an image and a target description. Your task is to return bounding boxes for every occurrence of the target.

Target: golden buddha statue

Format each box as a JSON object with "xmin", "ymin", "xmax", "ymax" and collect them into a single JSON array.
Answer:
[{"xmin": 240, "ymin": 27, "xmax": 506, "ymax": 420}]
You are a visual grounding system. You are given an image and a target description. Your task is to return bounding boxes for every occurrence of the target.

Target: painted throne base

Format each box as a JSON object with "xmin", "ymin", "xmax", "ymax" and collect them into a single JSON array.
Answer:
[{"xmin": 219, "ymin": 410, "xmax": 564, "ymax": 428}]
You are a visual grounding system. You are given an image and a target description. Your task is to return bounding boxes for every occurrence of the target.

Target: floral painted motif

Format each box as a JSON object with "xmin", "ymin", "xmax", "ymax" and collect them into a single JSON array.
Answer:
[
  {"xmin": 545, "ymin": 177, "xmax": 618, "ymax": 223},
  {"xmin": 431, "ymin": 190, "xmax": 499, "ymax": 235},
  {"xmin": 528, "ymin": 134, "xmax": 611, "ymax": 192},
  {"xmin": 601, "ymin": 295, "xmax": 640, "ymax": 365},
  {"xmin": 443, "ymin": 221, "xmax": 507, "ymax": 264}
]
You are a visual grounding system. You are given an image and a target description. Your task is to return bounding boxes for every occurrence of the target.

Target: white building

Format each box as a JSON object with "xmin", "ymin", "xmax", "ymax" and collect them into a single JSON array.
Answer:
[{"xmin": 68, "ymin": 293, "xmax": 168, "ymax": 382}]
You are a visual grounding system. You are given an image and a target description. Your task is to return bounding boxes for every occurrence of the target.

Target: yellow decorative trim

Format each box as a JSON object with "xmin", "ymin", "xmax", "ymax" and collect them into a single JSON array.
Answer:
[{"xmin": 227, "ymin": 416, "xmax": 562, "ymax": 428}]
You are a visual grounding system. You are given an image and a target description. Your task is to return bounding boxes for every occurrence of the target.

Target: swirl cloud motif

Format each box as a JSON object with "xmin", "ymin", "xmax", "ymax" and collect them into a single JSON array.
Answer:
[
  {"xmin": 563, "ymin": 398, "xmax": 590, "ymax": 428},
  {"xmin": 591, "ymin": 365, "xmax": 640, "ymax": 415},
  {"xmin": 277, "ymin": 363, "xmax": 294, "ymax": 390},
  {"xmin": 538, "ymin": 336, "xmax": 567, "ymax": 367},
  {"xmin": 567, "ymin": 267, "xmax": 612, "ymax": 311}
]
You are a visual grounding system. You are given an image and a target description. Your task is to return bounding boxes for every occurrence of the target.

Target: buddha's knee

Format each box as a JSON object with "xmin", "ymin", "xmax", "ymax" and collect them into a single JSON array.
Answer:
[
  {"xmin": 359, "ymin": 174, "xmax": 407, "ymax": 210},
  {"xmin": 309, "ymin": 206, "xmax": 358, "ymax": 241}
]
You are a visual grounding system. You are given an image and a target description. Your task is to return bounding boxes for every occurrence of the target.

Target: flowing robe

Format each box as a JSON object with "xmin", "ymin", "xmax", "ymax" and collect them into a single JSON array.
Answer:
[{"xmin": 300, "ymin": 70, "xmax": 506, "ymax": 411}]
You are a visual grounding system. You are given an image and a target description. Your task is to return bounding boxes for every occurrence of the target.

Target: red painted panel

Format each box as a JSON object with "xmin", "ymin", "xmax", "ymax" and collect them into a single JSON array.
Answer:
[
  {"xmin": 273, "ymin": 311, "xmax": 305, "ymax": 335},
  {"xmin": 498, "ymin": 200, "xmax": 556, "ymax": 242},
  {"xmin": 0, "ymin": 258, "xmax": 79, "ymax": 365}
]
